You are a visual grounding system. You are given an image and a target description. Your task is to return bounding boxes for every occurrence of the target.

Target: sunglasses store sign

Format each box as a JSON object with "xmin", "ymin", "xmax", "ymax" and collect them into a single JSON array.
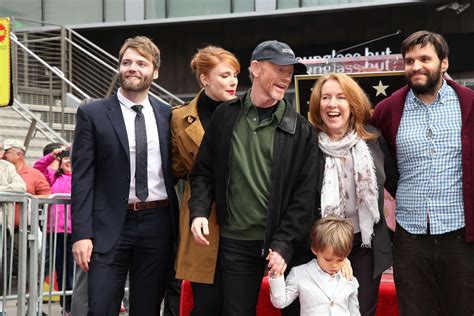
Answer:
[{"xmin": 298, "ymin": 47, "xmax": 404, "ymax": 74}]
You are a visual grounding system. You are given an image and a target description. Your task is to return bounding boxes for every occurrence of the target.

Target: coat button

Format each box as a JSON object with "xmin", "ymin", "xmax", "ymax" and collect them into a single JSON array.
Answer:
[
  {"xmin": 330, "ymin": 301, "xmax": 334, "ymax": 307},
  {"xmin": 126, "ymin": 176, "xmax": 130, "ymax": 181},
  {"xmin": 187, "ymin": 116, "xmax": 194, "ymax": 123},
  {"xmin": 123, "ymin": 198, "xmax": 128, "ymax": 203}
]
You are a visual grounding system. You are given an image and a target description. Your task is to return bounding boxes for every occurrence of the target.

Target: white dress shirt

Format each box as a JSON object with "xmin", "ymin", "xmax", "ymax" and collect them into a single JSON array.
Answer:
[{"xmin": 117, "ymin": 89, "xmax": 168, "ymax": 202}]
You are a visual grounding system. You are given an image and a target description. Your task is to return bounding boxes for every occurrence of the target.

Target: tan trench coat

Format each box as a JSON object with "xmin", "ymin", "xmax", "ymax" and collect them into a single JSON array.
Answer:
[{"xmin": 171, "ymin": 91, "xmax": 220, "ymax": 284}]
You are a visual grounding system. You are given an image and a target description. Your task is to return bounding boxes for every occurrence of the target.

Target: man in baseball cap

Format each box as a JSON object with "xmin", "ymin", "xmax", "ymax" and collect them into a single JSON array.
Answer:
[
  {"xmin": 3, "ymin": 139, "xmax": 26, "ymax": 152},
  {"xmin": 188, "ymin": 39, "xmax": 316, "ymax": 315},
  {"xmin": 251, "ymin": 40, "xmax": 307, "ymax": 74}
]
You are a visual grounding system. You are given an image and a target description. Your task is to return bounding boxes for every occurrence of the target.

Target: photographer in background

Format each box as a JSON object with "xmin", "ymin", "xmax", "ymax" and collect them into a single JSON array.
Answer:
[{"xmin": 34, "ymin": 146, "xmax": 73, "ymax": 316}]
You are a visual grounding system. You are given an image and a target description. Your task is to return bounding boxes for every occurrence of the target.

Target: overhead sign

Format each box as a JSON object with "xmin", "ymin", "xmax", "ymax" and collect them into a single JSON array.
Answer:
[{"xmin": 0, "ymin": 17, "xmax": 12, "ymax": 107}]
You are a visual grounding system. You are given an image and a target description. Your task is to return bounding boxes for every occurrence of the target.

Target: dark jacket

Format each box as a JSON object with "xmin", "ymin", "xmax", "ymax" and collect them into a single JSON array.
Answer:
[
  {"xmin": 189, "ymin": 91, "xmax": 318, "ymax": 263},
  {"xmin": 371, "ymin": 79, "xmax": 474, "ymax": 242},
  {"xmin": 71, "ymin": 94, "xmax": 179, "ymax": 253},
  {"xmin": 314, "ymin": 126, "xmax": 398, "ymax": 278}
]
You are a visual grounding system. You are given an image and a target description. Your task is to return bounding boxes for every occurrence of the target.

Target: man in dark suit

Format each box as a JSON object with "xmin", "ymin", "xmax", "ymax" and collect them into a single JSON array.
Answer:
[{"xmin": 71, "ymin": 36, "xmax": 178, "ymax": 316}]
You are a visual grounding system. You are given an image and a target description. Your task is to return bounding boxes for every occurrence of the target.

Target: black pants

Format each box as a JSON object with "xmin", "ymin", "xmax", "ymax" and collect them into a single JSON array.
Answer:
[
  {"xmin": 349, "ymin": 233, "xmax": 381, "ymax": 316},
  {"xmin": 191, "ymin": 237, "xmax": 267, "ymax": 316},
  {"xmin": 393, "ymin": 224, "xmax": 474, "ymax": 316},
  {"xmin": 48, "ymin": 233, "xmax": 74, "ymax": 313},
  {"xmin": 190, "ymin": 278, "xmax": 223, "ymax": 316},
  {"xmin": 87, "ymin": 207, "xmax": 172, "ymax": 316}
]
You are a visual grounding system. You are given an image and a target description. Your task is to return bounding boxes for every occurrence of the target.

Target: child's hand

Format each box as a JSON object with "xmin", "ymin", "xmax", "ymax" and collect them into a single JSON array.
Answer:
[{"xmin": 266, "ymin": 248, "xmax": 287, "ymax": 278}]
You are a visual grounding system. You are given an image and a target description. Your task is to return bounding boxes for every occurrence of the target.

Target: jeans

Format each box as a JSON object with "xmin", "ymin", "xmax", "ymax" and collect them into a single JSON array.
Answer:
[{"xmin": 393, "ymin": 224, "xmax": 474, "ymax": 316}]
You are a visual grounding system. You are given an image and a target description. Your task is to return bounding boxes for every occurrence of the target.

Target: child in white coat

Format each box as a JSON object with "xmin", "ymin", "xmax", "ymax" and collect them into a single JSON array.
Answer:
[{"xmin": 269, "ymin": 217, "xmax": 360, "ymax": 316}]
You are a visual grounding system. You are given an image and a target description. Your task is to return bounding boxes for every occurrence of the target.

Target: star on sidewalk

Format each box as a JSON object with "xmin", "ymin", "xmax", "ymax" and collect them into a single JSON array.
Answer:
[{"xmin": 372, "ymin": 80, "xmax": 389, "ymax": 97}]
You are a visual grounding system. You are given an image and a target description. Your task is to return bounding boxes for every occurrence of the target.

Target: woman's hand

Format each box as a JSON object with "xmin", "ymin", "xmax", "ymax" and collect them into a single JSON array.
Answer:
[
  {"xmin": 52, "ymin": 146, "xmax": 67, "ymax": 159},
  {"xmin": 341, "ymin": 258, "xmax": 353, "ymax": 280},
  {"xmin": 190, "ymin": 217, "xmax": 210, "ymax": 246}
]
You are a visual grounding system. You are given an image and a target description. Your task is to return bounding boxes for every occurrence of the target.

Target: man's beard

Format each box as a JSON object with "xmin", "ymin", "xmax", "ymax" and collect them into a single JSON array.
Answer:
[
  {"xmin": 406, "ymin": 66, "xmax": 442, "ymax": 95},
  {"xmin": 119, "ymin": 73, "xmax": 153, "ymax": 93}
]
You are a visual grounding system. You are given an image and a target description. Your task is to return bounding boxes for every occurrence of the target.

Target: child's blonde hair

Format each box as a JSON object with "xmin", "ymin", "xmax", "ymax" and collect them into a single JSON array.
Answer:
[{"xmin": 310, "ymin": 217, "xmax": 354, "ymax": 258}]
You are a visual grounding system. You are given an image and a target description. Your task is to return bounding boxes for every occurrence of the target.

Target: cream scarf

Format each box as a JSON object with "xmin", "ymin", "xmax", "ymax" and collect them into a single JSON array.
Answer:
[{"xmin": 319, "ymin": 130, "xmax": 379, "ymax": 247}]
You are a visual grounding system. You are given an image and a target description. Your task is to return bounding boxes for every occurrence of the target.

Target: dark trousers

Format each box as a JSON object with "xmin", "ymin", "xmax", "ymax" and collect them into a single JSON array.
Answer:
[
  {"xmin": 221, "ymin": 237, "xmax": 267, "ymax": 316},
  {"xmin": 349, "ymin": 233, "xmax": 381, "ymax": 316},
  {"xmin": 48, "ymin": 233, "xmax": 74, "ymax": 312},
  {"xmin": 195, "ymin": 237, "xmax": 266, "ymax": 316},
  {"xmin": 87, "ymin": 207, "xmax": 172, "ymax": 316},
  {"xmin": 190, "ymin": 278, "xmax": 223, "ymax": 316},
  {"xmin": 393, "ymin": 224, "xmax": 474, "ymax": 316}
]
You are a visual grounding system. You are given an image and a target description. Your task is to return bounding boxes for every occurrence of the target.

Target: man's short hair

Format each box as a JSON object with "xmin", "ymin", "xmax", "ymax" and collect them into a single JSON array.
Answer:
[
  {"xmin": 118, "ymin": 36, "xmax": 161, "ymax": 69},
  {"xmin": 310, "ymin": 217, "xmax": 354, "ymax": 258},
  {"xmin": 401, "ymin": 30, "xmax": 449, "ymax": 61}
]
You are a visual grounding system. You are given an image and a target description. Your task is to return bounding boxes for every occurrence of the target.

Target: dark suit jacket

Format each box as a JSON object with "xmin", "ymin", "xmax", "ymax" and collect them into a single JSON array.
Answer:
[
  {"xmin": 71, "ymin": 94, "xmax": 178, "ymax": 254},
  {"xmin": 315, "ymin": 125, "xmax": 398, "ymax": 278}
]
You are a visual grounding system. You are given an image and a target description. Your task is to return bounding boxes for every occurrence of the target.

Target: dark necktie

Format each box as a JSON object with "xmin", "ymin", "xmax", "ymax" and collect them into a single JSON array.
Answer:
[{"xmin": 132, "ymin": 104, "xmax": 148, "ymax": 202}]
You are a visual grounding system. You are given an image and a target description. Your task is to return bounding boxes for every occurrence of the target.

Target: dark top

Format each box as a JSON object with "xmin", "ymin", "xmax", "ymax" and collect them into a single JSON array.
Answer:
[
  {"xmin": 197, "ymin": 92, "xmax": 222, "ymax": 132},
  {"xmin": 257, "ymin": 103, "xmax": 278, "ymax": 122}
]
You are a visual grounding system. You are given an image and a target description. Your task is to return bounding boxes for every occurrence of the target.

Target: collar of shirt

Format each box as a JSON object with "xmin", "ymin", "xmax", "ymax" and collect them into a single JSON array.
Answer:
[
  {"xmin": 117, "ymin": 88, "xmax": 152, "ymax": 112},
  {"xmin": 242, "ymin": 89, "xmax": 286, "ymax": 124},
  {"xmin": 314, "ymin": 259, "xmax": 342, "ymax": 281},
  {"xmin": 406, "ymin": 79, "xmax": 449, "ymax": 110}
]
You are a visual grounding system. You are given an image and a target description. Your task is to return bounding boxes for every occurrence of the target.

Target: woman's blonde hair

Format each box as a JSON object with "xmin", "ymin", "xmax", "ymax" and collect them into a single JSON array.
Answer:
[
  {"xmin": 310, "ymin": 217, "xmax": 354, "ymax": 258},
  {"xmin": 309, "ymin": 72, "xmax": 377, "ymax": 140},
  {"xmin": 190, "ymin": 46, "xmax": 240, "ymax": 88}
]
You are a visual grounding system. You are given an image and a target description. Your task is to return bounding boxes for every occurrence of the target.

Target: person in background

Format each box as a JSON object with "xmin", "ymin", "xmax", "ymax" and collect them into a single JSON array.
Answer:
[
  {"xmin": 2, "ymin": 139, "xmax": 51, "ymax": 197},
  {"xmin": 171, "ymin": 45, "xmax": 240, "ymax": 315},
  {"xmin": 0, "ymin": 138, "xmax": 26, "ymax": 315},
  {"xmin": 309, "ymin": 73, "xmax": 397, "ymax": 316},
  {"xmin": 270, "ymin": 217, "xmax": 360, "ymax": 316},
  {"xmin": 2, "ymin": 139, "xmax": 51, "ymax": 295},
  {"xmin": 34, "ymin": 146, "xmax": 73, "ymax": 316},
  {"xmin": 371, "ymin": 30, "xmax": 474, "ymax": 316}
]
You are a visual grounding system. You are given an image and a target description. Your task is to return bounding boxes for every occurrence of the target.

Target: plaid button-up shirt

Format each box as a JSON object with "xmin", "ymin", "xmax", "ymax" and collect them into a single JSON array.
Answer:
[{"xmin": 395, "ymin": 80, "xmax": 465, "ymax": 234}]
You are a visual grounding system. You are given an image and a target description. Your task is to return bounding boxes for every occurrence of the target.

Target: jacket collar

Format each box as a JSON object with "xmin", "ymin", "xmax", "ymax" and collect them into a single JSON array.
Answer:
[
  {"xmin": 232, "ymin": 90, "xmax": 298, "ymax": 135},
  {"xmin": 178, "ymin": 90, "xmax": 201, "ymax": 122}
]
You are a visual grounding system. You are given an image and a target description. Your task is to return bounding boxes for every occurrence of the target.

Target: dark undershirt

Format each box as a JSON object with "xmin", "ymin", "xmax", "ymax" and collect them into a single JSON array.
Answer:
[
  {"xmin": 256, "ymin": 103, "xmax": 278, "ymax": 122},
  {"xmin": 197, "ymin": 92, "xmax": 222, "ymax": 132}
]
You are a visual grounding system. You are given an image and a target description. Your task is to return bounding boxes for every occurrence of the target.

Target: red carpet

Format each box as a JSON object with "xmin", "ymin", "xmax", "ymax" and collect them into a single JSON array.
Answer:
[
  {"xmin": 180, "ymin": 273, "xmax": 398, "ymax": 315},
  {"xmin": 376, "ymin": 273, "xmax": 399, "ymax": 316}
]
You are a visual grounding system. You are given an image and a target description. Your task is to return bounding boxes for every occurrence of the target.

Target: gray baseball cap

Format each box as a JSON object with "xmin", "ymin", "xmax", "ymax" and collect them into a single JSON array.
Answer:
[{"xmin": 251, "ymin": 40, "xmax": 307, "ymax": 74}]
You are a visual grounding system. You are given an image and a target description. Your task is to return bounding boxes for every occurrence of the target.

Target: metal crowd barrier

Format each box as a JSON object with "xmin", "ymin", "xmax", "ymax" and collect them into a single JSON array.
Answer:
[{"xmin": 0, "ymin": 192, "xmax": 73, "ymax": 316}]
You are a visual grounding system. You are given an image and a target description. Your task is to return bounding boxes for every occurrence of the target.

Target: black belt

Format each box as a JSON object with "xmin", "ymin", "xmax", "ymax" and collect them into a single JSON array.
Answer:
[{"xmin": 127, "ymin": 199, "xmax": 168, "ymax": 211}]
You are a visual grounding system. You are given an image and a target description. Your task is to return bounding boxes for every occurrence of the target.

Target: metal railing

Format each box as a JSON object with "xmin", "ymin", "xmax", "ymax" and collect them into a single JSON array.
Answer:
[
  {"xmin": 0, "ymin": 193, "xmax": 75, "ymax": 316},
  {"xmin": 10, "ymin": 17, "xmax": 184, "ymax": 144},
  {"xmin": 11, "ymin": 17, "xmax": 183, "ymax": 106}
]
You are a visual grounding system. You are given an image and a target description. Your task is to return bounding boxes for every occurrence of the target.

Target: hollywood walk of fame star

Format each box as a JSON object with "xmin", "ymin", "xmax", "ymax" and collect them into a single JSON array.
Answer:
[{"xmin": 372, "ymin": 80, "xmax": 389, "ymax": 97}]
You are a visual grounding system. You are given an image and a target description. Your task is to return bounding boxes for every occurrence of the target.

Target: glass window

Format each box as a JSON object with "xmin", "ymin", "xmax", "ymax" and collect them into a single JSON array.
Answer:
[
  {"xmin": 44, "ymin": 0, "xmax": 103, "ymax": 24},
  {"xmin": 168, "ymin": 0, "xmax": 230, "ymax": 18},
  {"xmin": 255, "ymin": 0, "xmax": 276, "ymax": 11},
  {"xmin": 233, "ymin": 0, "xmax": 254, "ymax": 13},
  {"xmin": 145, "ymin": 0, "xmax": 166, "ymax": 19},
  {"xmin": 105, "ymin": 0, "xmax": 125, "ymax": 22},
  {"xmin": 125, "ymin": 0, "xmax": 144, "ymax": 21},
  {"xmin": 277, "ymin": 0, "xmax": 299, "ymax": 9},
  {"xmin": 0, "ymin": 0, "xmax": 42, "ymax": 28}
]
